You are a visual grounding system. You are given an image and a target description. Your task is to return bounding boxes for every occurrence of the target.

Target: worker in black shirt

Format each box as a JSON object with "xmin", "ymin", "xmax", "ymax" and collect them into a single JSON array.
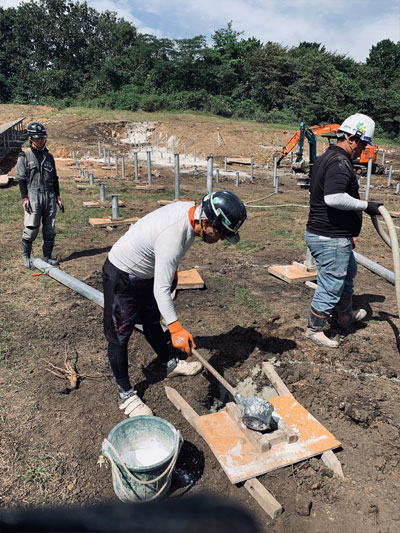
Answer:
[
  {"xmin": 17, "ymin": 122, "xmax": 64, "ymax": 268},
  {"xmin": 305, "ymin": 113, "xmax": 383, "ymax": 348}
]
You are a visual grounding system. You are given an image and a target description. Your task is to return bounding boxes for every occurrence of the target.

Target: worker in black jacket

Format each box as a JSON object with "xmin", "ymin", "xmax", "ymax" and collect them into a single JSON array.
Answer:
[
  {"xmin": 305, "ymin": 113, "xmax": 383, "ymax": 348},
  {"xmin": 17, "ymin": 122, "xmax": 64, "ymax": 268}
]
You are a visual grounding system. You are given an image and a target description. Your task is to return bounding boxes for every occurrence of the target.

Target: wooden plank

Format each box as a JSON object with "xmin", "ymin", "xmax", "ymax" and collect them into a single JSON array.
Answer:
[
  {"xmin": 89, "ymin": 216, "xmax": 139, "ymax": 228},
  {"xmin": 164, "ymin": 386, "xmax": 201, "ymax": 434},
  {"xmin": 268, "ymin": 264, "xmax": 317, "ymax": 283},
  {"xmin": 262, "ymin": 362, "xmax": 292, "ymax": 397},
  {"xmin": 321, "ymin": 450, "xmax": 344, "ymax": 478},
  {"xmin": 0, "ymin": 174, "xmax": 10, "ymax": 188},
  {"xmin": 227, "ymin": 157, "xmax": 251, "ymax": 165},
  {"xmin": 176, "ymin": 269, "xmax": 204, "ymax": 290},
  {"xmin": 84, "ymin": 200, "xmax": 125, "ymax": 208},
  {"xmin": 244, "ymin": 478, "xmax": 282, "ymax": 519}
]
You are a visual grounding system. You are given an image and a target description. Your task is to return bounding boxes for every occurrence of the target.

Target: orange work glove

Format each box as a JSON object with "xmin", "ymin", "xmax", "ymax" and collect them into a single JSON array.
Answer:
[{"xmin": 168, "ymin": 320, "xmax": 196, "ymax": 355}]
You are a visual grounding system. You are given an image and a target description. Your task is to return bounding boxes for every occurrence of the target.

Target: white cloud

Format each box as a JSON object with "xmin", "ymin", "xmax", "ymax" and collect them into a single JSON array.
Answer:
[{"xmin": 1, "ymin": 0, "xmax": 399, "ymax": 61}]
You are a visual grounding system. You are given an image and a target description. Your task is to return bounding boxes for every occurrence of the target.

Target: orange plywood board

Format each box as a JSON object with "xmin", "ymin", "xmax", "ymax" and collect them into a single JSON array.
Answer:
[
  {"xmin": 176, "ymin": 269, "xmax": 204, "ymax": 289},
  {"xmin": 194, "ymin": 394, "xmax": 340, "ymax": 484},
  {"xmin": 89, "ymin": 216, "xmax": 139, "ymax": 227},
  {"xmin": 268, "ymin": 264, "xmax": 317, "ymax": 283}
]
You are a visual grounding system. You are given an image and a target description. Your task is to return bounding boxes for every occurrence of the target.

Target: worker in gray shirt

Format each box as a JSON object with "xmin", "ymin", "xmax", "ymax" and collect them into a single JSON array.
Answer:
[
  {"xmin": 17, "ymin": 121, "xmax": 64, "ymax": 268},
  {"xmin": 102, "ymin": 190, "xmax": 247, "ymax": 417}
]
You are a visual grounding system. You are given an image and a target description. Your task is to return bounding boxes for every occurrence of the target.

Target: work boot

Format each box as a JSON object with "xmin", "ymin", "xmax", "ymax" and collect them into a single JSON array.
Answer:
[
  {"xmin": 118, "ymin": 388, "xmax": 153, "ymax": 417},
  {"xmin": 42, "ymin": 240, "xmax": 59, "ymax": 266},
  {"xmin": 336, "ymin": 296, "xmax": 367, "ymax": 328},
  {"xmin": 305, "ymin": 309, "xmax": 339, "ymax": 348},
  {"xmin": 22, "ymin": 239, "xmax": 32, "ymax": 269},
  {"xmin": 165, "ymin": 357, "xmax": 203, "ymax": 378}
]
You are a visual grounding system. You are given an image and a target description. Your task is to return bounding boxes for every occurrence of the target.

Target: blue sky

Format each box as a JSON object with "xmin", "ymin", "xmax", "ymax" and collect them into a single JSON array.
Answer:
[{"xmin": 2, "ymin": 0, "xmax": 399, "ymax": 62}]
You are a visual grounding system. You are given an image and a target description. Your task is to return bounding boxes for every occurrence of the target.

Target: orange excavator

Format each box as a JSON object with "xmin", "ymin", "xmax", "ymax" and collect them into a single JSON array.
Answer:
[{"xmin": 277, "ymin": 122, "xmax": 383, "ymax": 176}]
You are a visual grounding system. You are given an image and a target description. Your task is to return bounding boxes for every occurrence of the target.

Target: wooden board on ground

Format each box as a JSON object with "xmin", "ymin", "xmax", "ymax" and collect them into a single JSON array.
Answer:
[
  {"xmin": 135, "ymin": 184, "xmax": 166, "ymax": 191},
  {"xmin": 227, "ymin": 157, "xmax": 251, "ymax": 165},
  {"xmin": 0, "ymin": 174, "xmax": 10, "ymax": 188},
  {"xmin": 84, "ymin": 200, "xmax": 125, "ymax": 208},
  {"xmin": 389, "ymin": 211, "xmax": 400, "ymax": 218},
  {"xmin": 89, "ymin": 216, "xmax": 139, "ymax": 228},
  {"xmin": 268, "ymin": 263, "xmax": 317, "ymax": 283},
  {"xmin": 176, "ymin": 269, "xmax": 204, "ymax": 289},
  {"xmin": 157, "ymin": 199, "xmax": 193, "ymax": 206},
  {"xmin": 194, "ymin": 394, "xmax": 341, "ymax": 484}
]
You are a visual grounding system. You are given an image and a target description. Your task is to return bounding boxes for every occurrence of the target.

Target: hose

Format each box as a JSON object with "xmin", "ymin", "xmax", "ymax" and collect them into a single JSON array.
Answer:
[{"xmin": 370, "ymin": 206, "xmax": 400, "ymax": 318}]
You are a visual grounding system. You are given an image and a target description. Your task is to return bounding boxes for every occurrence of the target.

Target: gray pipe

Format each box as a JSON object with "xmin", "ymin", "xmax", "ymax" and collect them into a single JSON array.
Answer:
[
  {"xmin": 134, "ymin": 152, "xmax": 139, "ymax": 181},
  {"xmin": 30, "ymin": 258, "xmax": 152, "ymax": 334},
  {"xmin": 207, "ymin": 155, "xmax": 213, "ymax": 195},
  {"xmin": 354, "ymin": 251, "xmax": 395, "ymax": 284},
  {"xmin": 174, "ymin": 153, "xmax": 180, "ymax": 200},
  {"xmin": 31, "ymin": 258, "xmax": 105, "ymax": 307},
  {"xmin": 147, "ymin": 151, "xmax": 152, "ymax": 185},
  {"xmin": 112, "ymin": 195, "xmax": 120, "ymax": 219},
  {"xmin": 365, "ymin": 157, "xmax": 372, "ymax": 200}
]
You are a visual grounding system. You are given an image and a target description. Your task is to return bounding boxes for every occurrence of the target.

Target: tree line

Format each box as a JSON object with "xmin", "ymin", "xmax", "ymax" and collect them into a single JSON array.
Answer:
[{"xmin": 1, "ymin": 0, "xmax": 399, "ymax": 139}]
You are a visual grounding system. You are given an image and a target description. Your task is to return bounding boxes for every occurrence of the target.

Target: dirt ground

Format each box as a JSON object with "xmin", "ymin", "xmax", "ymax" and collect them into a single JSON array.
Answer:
[{"xmin": 1, "ymin": 104, "xmax": 400, "ymax": 532}]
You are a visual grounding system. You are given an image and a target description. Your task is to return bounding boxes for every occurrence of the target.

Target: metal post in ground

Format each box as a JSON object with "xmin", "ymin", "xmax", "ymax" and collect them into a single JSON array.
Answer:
[
  {"xmin": 273, "ymin": 154, "xmax": 278, "ymax": 186},
  {"xmin": 100, "ymin": 183, "xmax": 106, "ymax": 202},
  {"xmin": 365, "ymin": 157, "xmax": 373, "ymax": 200},
  {"xmin": 250, "ymin": 156, "xmax": 254, "ymax": 183},
  {"xmin": 382, "ymin": 152, "xmax": 386, "ymax": 165},
  {"xmin": 174, "ymin": 153, "xmax": 180, "ymax": 201},
  {"xmin": 194, "ymin": 147, "xmax": 196, "ymax": 162},
  {"xmin": 85, "ymin": 170, "xmax": 89, "ymax": 179},
  {"xmin": 79, "ymin": 169, "xmax": 83, "ymax": 177},
  {"xmin": 216, "ymin": 169, "xmax": 219, "ymax": 183},
  {"xmin": 396, "ymin": 182, "xmax": 400, "ymax": 195},
  {"xmin": 98, "ymin": 141, "xmax": 101, "ymax": 157},
  {"xmin": 207, "ymin": 155, "xmax": 213, "ymax": 195},
  {"xmin": 89, "ymin": 173, "xmax": 94, "ymax": 186},
  {"xmin": 134, "ymin": 152, "xmax": 139, "ymax": 181},
  {"xmin": 290, "ymin": 151, "xmax": 294, "ymax": 164},
  {"xmin": 115, "ymin": 155, "xmax": 119, "ymax": 177},
  {"xmin": 235, "ymin": 171, "xmax": 239, "ymax": 188},
  {"xmin": 112, "ymin": 195, "xmax": 120, "ymax": 219},
  {"xmin": 147, "ymin": 151, "xmax": 152, "ymax": 185},
  {"xmin": 224, "ymin": 155, "xmax": 227, "ymax": 172},
  {"xmin": 275, "ymin": 173, "xmax": 279, "ymax": 193},
  {"xmin": 151, "ymin": 132, "xmax": 154, "ymax": 149},
  {"xmin": 387, "ymin": 162, "xmax": 393, "ymax": 186},
  {"xmin": 103, "ymin": 146, "xmax": 106, "ymax": 164},
  {"xmin": 107, "ymin": 150, "xmax": 111, "ymax": 168},
  {"xmin": 121, "ymin": 155, "xmax": 125, "ymax": 179}
]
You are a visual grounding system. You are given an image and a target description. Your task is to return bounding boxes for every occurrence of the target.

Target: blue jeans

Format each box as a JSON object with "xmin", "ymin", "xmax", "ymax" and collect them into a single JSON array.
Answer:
[{"xmin": 305, "ymin": 232, "xmax": 357, "ymax": 316}]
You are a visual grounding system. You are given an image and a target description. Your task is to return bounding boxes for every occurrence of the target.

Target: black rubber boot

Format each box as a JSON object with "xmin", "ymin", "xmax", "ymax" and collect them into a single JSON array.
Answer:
[
  {"xmin": 42, "ymin": 240, "xmax": 59, "ymax": 266},
  {"xmin": 22, "ymin": 239, "xmax": 32, "ymax": 269},
  {"xmin": 305, "ymin": 309, "xmax": 339, "ymax": 348},
  {"xmin": 335, "ymin": 296, "xmax": 366, "ymax": 328}
]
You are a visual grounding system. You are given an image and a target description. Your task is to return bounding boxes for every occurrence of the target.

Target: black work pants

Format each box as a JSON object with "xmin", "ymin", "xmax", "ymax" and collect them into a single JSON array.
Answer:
[{"xmin": 102, "ymin": 258, "xmax": 171, "ymax": 390}]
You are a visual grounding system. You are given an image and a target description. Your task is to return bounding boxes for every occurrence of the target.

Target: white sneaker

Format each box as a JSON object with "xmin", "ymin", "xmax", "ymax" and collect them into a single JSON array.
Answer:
[
  {"xmin": 167, "ymin": 360, "xmax": 203, "ymax": 378},
  {"xmin": 118, "ymin": 389, "xmax": 153, "ymax": 417}
]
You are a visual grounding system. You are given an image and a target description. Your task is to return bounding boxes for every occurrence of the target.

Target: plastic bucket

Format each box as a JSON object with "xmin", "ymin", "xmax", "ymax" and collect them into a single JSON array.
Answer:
[{"xmin": 102, "ymin": 416, "xmax": 182, "ymax": 503}]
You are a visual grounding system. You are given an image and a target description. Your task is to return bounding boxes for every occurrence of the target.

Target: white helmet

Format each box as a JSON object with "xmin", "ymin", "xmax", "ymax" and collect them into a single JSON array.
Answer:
[{"xmin": 338, "ymin": 113, "xmax": 375, "ymax": 146}]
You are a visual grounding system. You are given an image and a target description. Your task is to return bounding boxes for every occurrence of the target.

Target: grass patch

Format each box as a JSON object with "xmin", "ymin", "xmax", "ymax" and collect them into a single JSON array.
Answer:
[
  {"xmin": 21, "ymin": 455, "xmax": 52, "ymax": 494},
  {"xmin": 267, "ymin": 228, "xmax": 306, "ymax": 250}
]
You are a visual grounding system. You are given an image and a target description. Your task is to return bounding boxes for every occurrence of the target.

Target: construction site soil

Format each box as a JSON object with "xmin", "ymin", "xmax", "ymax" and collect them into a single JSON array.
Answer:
[{"xmin": 1, "ymin": 104, "xmax": 400, "ymax": 532}]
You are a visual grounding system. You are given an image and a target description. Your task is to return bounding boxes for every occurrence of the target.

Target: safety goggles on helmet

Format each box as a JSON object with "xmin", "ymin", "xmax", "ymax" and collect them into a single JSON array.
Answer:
[
  {"xmin": 201, "ymin": 190, "xmax": 247, "ymax": 244},
  {"xmin": 27, "ymin": 121, "xmax": 47, "ymax": 139}
]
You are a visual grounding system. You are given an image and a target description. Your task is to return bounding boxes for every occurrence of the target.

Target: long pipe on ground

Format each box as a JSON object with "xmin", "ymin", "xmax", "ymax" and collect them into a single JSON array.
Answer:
[{"xmin": 30, "ymin": 258, "xmax": 157, "ymax": 334}]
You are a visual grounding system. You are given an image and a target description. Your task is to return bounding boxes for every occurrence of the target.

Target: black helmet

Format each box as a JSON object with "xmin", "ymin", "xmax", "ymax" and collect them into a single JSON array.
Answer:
[
  {"xmin": 27, "ymin": 121, "xmax": 47, "ymax": 138},
  {"xmin": 201, "ymin": 190, "xmax": 247, "ymax": 244}
]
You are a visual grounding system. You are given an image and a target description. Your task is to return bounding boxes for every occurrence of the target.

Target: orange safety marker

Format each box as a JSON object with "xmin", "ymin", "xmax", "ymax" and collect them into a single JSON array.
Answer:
[{"xmin": 32, "ymin": 273, "xmax": 41, "ymax": 277}]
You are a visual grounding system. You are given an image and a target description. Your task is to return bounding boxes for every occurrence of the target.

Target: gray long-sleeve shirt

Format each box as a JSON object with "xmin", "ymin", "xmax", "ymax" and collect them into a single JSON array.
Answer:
[{"xmin": 108, "ymin": 201, "xmax": 196, "ymax": 325}]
